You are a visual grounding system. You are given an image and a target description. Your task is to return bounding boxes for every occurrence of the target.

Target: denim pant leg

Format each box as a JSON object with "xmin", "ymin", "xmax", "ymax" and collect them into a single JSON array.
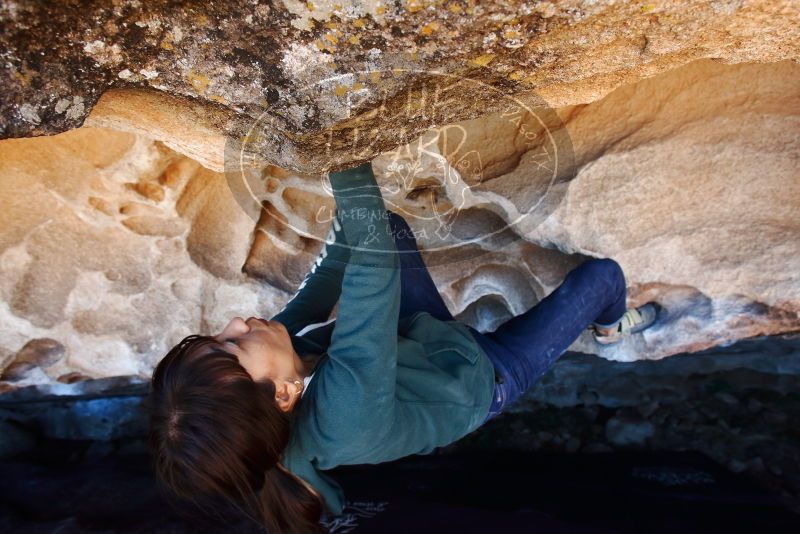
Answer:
[
  {"xmin": 386, "ymin": 210, "xmax": 455, "ymax": 322},
  {"xmin": 471, "ymin": 258, "xmax": 628, "ymax": 423}
]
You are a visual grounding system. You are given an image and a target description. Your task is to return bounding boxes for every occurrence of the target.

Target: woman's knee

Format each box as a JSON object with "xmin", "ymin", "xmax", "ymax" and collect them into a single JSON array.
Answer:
[{"xmin": 583, "ymin": 257, "xmax": 625, "ymax": 291}]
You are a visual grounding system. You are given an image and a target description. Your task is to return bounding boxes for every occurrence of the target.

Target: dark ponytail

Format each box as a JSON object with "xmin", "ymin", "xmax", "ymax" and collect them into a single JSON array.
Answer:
[{"xmin": 148, "ymin": 334, "xmax": 326, "ymax": 533}]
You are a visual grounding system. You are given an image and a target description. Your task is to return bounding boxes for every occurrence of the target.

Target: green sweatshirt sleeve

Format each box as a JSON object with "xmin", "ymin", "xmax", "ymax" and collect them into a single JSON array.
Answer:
[
  {"xmin": 314, "ymin": 161, "xmax": 401, "ymax": 444},
  {"xmin": 269, "ymin": 213, "xmax": 350, "ymax": 336}
]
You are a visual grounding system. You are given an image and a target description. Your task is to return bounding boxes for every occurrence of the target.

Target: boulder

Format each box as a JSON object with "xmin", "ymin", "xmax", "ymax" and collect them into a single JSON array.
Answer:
[
  {"xmin": 1, "ymin": 1, "xmax": 797, "ymax": 173},
  {"xmin": 0, "ymin": 5, "xmax": 798, "ymax": 386}
]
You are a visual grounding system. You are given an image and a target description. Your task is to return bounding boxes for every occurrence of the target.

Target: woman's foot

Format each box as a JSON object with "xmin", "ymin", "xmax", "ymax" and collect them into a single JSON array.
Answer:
[{"xmin": 591, "ymin": 302, "xmax": 660, "ymax": 345}]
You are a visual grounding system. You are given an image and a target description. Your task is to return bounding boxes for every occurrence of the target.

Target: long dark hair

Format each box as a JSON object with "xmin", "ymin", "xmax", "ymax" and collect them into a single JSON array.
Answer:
[{"xmin": 147, "ymin": 334, "xmax": 326, "ymax": 533}]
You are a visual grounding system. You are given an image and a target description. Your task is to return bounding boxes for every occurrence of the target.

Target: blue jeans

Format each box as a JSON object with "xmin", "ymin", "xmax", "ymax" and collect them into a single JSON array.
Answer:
[
  {"xmin": 387, "ymin": 211, "xmax": 457, "ymax": 323},
  {"xmin": 386, "ymin": 211, "xmax": 628, "ymax": 426}
]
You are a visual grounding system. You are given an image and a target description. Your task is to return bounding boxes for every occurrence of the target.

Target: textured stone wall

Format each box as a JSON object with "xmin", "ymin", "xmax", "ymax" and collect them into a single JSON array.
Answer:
[
  {"xmin": 0, "ymin": 57, "xmax": 798, "ymax": 391},
  {"xmin": 0, "ymin": 128, "xmax": 284, "ymax": 387},
  {"xmin": 2, "ymin": 0, "xmax": 798, "ymax": 173}
]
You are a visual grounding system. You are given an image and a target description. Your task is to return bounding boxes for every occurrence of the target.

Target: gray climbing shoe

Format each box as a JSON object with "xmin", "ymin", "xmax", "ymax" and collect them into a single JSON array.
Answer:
[{"xmin": 591, "ymin": 302, "xmax": 660, "ymax": 345}]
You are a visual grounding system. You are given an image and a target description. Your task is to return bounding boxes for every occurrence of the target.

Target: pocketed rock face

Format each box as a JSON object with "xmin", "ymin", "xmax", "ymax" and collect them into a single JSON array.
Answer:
[
  {"xmin": 0, "ymin": 128, "xmax": 299, "ymax": 384},
  {"xmin": 2, "ymin": 0, "xmax": 798, "ymax": 173},
  {"xmin": 431, "ymin": 58, "xmax": 800, "ymax": 361},
  {"xmin": 0, "ymin": 58, "xmax": 799, "ymax": 389}
]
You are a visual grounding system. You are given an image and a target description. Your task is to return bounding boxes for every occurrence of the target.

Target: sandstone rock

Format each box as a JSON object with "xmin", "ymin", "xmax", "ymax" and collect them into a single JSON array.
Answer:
[
  {"xmin": 13, "ymin": 338, "xmax": 65, "ymax": 368},
  {"xmin": 85, "ymin": 89, "xmax": 231, "ymax": 172},
  {"xmin": 441, "ymin": 59, "xmax": 800, "ymax": 360},
  {"xmin": 0, "ymin": 53, "xmax": 798, "ymax": 389},
  {"xmin": 243, "ymin": 202, "xmax": 327, "ymax": 293},
  {"xmin": 121, "ymin": 216, "xmax": 186, "ymax": 237},
  {"xmin": 176, "ymin": 165, "xmax": 257, "ymax": 280},
  {"xmin": 127, "ymin": 182, "xmax": 165, "ymax": 202},
  {"xmin": 2, "ymin": 1, "xmax": 797, "ymax": 174},
  {"xmin": 1, "ymin": 361, "xmax": 38, "ymax": 382},
  {"xmin": 57, "ymin": 372, "xmax": 93, "ymax": 384},
  {"xmin": 88, "ymin": 197, "xmax": 116, "ymax": 216},
  {"xmin": 0, "ymin": 126, "xmax": 288, "ymax": 380},
  {"xmin": 159, "ymin": 158, "xmax": 199, "ymax": 190}
]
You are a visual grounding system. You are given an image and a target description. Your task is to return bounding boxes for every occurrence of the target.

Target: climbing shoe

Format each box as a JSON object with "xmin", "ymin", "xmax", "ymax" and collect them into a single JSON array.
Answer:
[{"xmin": 591, "ymin": 302, "xmax": 660, "ymax": 345}]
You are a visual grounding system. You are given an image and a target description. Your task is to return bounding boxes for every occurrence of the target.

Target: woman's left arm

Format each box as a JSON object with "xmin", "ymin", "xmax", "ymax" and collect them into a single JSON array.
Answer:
[{"xmin": 269, "ymin": 213, "xmax": 350, "ymax": 336}]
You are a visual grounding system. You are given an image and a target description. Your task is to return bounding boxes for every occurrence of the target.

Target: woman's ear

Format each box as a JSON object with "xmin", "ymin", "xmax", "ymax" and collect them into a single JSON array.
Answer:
[{"xmin": 274, "ymin": 380, "xmax": 296, "ymax": 413}]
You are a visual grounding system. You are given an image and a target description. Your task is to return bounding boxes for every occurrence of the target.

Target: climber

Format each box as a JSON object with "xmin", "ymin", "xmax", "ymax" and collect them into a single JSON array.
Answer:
[{"xmin": 147, "ymin": 161, "xmax": 660, "ymax": 533}]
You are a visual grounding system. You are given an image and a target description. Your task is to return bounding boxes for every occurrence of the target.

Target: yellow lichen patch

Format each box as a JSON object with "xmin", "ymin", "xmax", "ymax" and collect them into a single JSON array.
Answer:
[
  {"xmin": 376, "ymin": 5, "xmax": 386, "ymax": 15},
  {"xmin": 160, "ymin": 33, "xmax": 174, "ymax": 51},
  {"xmin": 195, "ymin": 14, "xmax": 209, "ymax": 27},
  {"xmin": 352, "ymin": 82, "xmax": 364, "ymax": 91},
  {"xmin": 448, "ymin": 3, "xmax": 462, "ymax": 14},
  {"xmin": 503, "ymin": 27, "xmax": 522, "ymax": 40},
  {"xmin": 348, "ymin": 35, "xmax": 361, "ymax": 45},
  {"xmin": 641, "ymin": 4, "xmax": 656, "ymax": 13},
  {"xmin": 509, "ymin": 70, "xmax": 524, "ymax": 81},
  {"xmin": 314, "ymin": 39, "xmax": 335, "ymax": 53},
  {"xmin": 370, "ymin": 71, "xmax": 382, "ymax": 83},
  {"xmin": 307, "ymin": 1, "xmax": 316, "ymax": 12},
  {"xmin": 335, "ymin": 84, "xmax": 349, "ymax": 97},
  {"xmin": 324, "ymin": 32, "xmax": 339, "ymax": 45},
  {"xmin": 187, "ymin": 70, "xmax": 210, "ymax": 93},
  {"xmin": 209, "ymin": 95, "xmax": 228, "ymax": 104},
  {"xmin": 469, "ymin": 53, "xmax": 495, "ymax": 67},
  {"xmin": 421, "ymin": 21, "xmax": 440, "ymax": 36},
  {"xmin": 353, "ymin": 18, "xmax": 366, "ymax": 28},
  {"xmin": 324, "ymin": 21, "xmax": 338, "ymax": 29}
]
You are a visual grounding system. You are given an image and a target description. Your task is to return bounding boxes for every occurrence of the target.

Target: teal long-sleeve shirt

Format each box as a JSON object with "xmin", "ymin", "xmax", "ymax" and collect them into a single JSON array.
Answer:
[{"xmin": 272, "ymin": 162, "xmax": 496, "ymax": 516}]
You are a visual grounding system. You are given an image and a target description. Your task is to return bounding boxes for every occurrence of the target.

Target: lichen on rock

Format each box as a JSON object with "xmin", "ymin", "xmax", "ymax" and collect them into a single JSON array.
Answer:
[{"xmin": 2, "ymin": 0, "xmax": 798, "ymax": 173}]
